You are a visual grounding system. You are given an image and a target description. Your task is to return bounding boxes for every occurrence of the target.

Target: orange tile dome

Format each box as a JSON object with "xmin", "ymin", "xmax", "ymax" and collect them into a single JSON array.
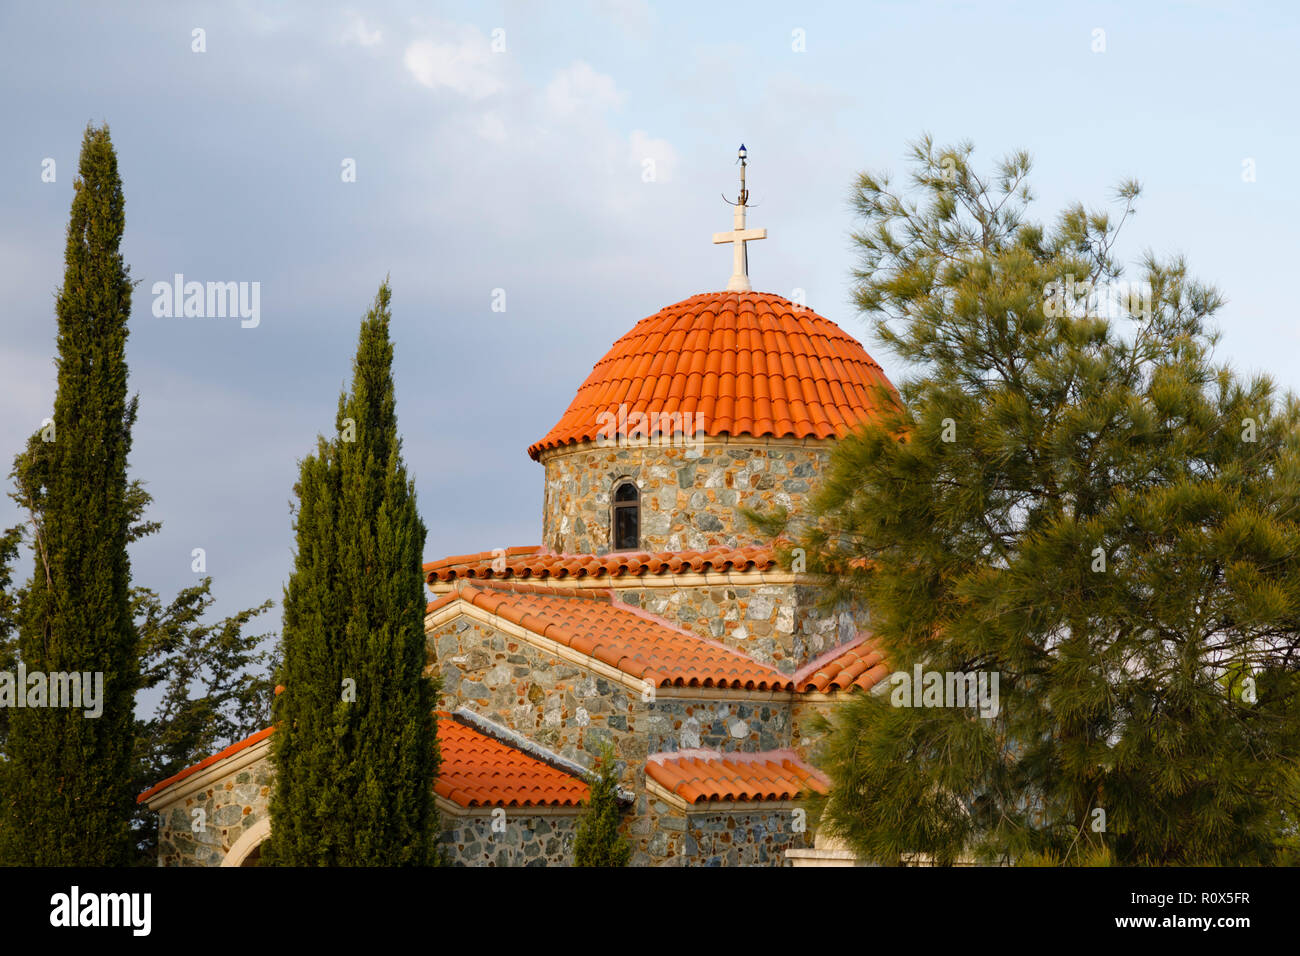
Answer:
[{"xmin": 528, "ymin": 291, "xmax": 896, "ymax": 459}]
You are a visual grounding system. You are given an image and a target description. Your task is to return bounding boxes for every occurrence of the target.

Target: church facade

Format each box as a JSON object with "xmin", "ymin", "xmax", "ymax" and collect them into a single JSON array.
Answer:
[{"xmin": 141, "ymin": 172, "xmax": 899, "ymax": 866}]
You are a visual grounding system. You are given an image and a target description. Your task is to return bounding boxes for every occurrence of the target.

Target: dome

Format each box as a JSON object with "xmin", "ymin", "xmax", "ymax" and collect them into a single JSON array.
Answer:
[{"xmin": 528, "ymin": 291, "xmax": 896, "ymax": 460}]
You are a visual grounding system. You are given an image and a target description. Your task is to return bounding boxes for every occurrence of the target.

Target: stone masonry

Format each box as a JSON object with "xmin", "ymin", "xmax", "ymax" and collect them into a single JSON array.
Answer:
[
  {"xmin": 540, "ymin": 438, "xmax": 833, "ymax": 555},
  {"xmin": 155, "ymin": 760, "xmax": 273, "ymax": 867},
  {"xmin": 612, "ymin": 581, "xmax": 863, "ymax": 674}
]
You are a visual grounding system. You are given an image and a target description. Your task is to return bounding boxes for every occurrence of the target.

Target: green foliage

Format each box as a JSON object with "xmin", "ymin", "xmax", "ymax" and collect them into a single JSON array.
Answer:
[
  {"xmin": 0, "ymin": 125, "xmax": 140, "ymax": 866},
  {"xmin": 0, "ymin": 524, "xmax": 25, "ymax": 753},
  {"xmin": 4, "ymin": 436, "xmax": 275, "ymax": 867},
  {"xmin": 808, "ymin": 137, "xmax": 1300, "ymax": 866},
  {"xmin": 266, "ymin": 280, "xmax": 439, "ymax": 866},
  {"xmin": 0, "ymin": 123, "xmax": 276, "ymax": 868},
  {"xmin": 573, "ymin": 745, "xmax": 631, "ymax": 867},
  {"xmin": 130, "ymin": 577, "xmax": 275, "ymax": 864}
]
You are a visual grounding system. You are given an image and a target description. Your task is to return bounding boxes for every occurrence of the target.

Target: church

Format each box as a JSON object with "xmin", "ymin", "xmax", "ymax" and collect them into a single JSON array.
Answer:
[{"xmin": 140, "ymin": 150, "xmax": 898, "ymax": 866}]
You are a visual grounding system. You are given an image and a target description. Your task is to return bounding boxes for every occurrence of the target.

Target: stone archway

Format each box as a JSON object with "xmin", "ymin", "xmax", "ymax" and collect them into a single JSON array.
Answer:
[{"xmin": 222, "ymin": 817, "xmax": 271, "ymax": 867}]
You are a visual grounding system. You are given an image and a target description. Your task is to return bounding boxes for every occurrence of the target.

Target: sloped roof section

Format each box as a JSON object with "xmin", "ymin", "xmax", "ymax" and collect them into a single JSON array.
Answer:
[
  {"xmin": 427, "ymin": 580, "xmax": 795, "ymax": 691},
  {"xmin": 528, "ymin": 291, "xmax": 897, "ymax": 459},
  {"xmin": 138, "ymin": 727, "xmax": 274, "ymax": 804},
  {"xmin": 139, "ymin": 713, "xmax": 590, "ymax": 809},
  {"xmin": 435, "ymin": 711, "xmax": 590, "ymax": 808},
  {"xmin": 794, "ymin": 634, "xmax": 891, "ymax": 693},
  {"xmin": 424, "ymin": 544, "xmax": 777, "ymax": 585},
  {"xmin": 645, "ymin": 749, "xmax": 829, "ymax": 804}
]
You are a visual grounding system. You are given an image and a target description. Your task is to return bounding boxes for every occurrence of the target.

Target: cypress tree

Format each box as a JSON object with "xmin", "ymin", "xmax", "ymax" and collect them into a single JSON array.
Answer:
[
  {"xmin": 804, "ymin": 138, "xmax": 1300, "ymax": 866},
  {"xmin": 0, "ymin": 124, "xmax": 139, "ymax": 866},
  {"xmin": 0, "ymin": 525, "xmax": 23, "ymax": 757},
  {"xmin": 573, "ymin": 746, "xmax": 631, "ymax": 866},
  {"xmin": 266, "ymin": 280, "xmax": 438, "ymax": 865}
]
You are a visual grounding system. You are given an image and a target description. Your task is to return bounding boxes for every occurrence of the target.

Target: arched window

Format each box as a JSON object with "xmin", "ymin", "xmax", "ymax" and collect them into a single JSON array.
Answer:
[{"xmin": 611, "ymin": 481, "xmax": 640, "ymax": 551}]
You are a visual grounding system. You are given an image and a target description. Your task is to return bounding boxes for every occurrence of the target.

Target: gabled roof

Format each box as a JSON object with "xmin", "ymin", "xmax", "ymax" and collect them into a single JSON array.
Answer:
[
  {"xmin": 424, "ymin": 544, "xmax": 777, "ymax": 585},
  {"xmin": 139, "ymin": 712, "xmax": 590, "ymax": 810},
  {"xmin": 435, "ymin": 711, "xmax": 589, "ymax": 808},
  {"xmin": 528, "ymin": 291, "xmax": 897, "ymax": 459},
  {"xmin": 427, "ymin": 580, "xmax": 794, "ymax": 691},
  {"xmin": 645, "ymin": 749, "xmax": 829, "ymax": 804},
  {"xmin": 794, "ymin": 634, "xmax": 890, "ymax": 693},
  {"xmin": 138, "ymin": 727, "xmax": 275, "ymax": 804}
]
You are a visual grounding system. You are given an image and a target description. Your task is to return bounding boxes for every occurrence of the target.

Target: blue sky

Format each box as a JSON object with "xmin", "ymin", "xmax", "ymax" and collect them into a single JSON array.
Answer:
[{"xmin": 2, "ymin": 0, "xmax": 1298, "ymax": 632}]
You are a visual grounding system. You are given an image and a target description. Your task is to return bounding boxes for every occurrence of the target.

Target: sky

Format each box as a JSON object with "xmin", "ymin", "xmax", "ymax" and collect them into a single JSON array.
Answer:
[{"xmin": 2, "ymin": 0, "xmax": 1298, "ymax": 635}]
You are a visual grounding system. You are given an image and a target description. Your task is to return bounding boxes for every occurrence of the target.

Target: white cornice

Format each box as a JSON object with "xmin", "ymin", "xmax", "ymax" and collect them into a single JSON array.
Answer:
[
  {"xmin": 436, "ymin": 796, "xmax": 583, "ymax": 818},
  {"xmin": 144, "ymin": 735, "xmax": 273, "ymax": 812},
  {"xmin": 537, "ymin": 434, "xmax": 836, "ymax": 465},
  {"xmin": 654, "ymin": 685, "xmax": 792, "ymax": 702},
  {"xmin": 427, "ymin": 569, "xmax": 810, "ymax": 594}
]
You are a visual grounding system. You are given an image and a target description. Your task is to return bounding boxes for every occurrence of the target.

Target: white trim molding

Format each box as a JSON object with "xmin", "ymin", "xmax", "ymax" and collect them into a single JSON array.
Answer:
[
  {"xmin": 221, "ymin": 817, "xmax": 272, "ymax": 867},
  {"xmin": 144, "ymin": 735, "xmax": 273, "ymax": 812},
  {"xmin": 436, "ymin": 796, "xmax": 584, "ymax": 819},
  {"xmin": 426, "ymin": 569, "xmax": 812, "ymax": 595}
]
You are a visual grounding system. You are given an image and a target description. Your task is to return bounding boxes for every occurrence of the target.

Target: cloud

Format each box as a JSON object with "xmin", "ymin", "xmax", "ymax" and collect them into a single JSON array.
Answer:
[
  {"xmin": 476, "ymin": 112, "xmax": 508, "ymax": 144},
  {"xmin": 404, "ymin": 25, "xmax": 503, "ymax": 99},
  {"xmin": 628, "ymin": 129, "xmax": 678, "ymax": 183},
  {"xmin": 544, "ymin": 61, "xmax": 624, "ymax": 117},
  {"xmin": 340, "ymin": 14, "xmax": 382, "ymax": 47}
]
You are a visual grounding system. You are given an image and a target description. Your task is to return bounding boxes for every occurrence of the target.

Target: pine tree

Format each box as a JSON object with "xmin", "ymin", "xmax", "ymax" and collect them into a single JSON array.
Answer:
[
  {"xmin": 266, "ymin": 280, "xmax": 439, "ymax": 865},
  {"xmin": 0, "ymin": 124, "xmax": 140, "ymax": 866},
  {"xmin": 804, "ymin": 138, "xmax": 1300, "ymax": 866},
  {"xmin": 573, "ymin": 745, "xmax": 631, "ymax": 866}
]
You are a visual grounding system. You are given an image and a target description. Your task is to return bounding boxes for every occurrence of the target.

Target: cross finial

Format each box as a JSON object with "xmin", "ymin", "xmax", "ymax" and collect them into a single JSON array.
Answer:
[{"xmin": 712, "ymin": 144, "xmax": 766, "ymax": 292}]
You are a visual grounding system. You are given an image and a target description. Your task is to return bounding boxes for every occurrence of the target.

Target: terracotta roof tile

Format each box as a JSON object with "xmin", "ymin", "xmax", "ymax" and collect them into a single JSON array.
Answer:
[
  {"xmin": 793, "ymin": 635, "xmax": 891, "ymax": 693},
  {"xmin": 430, "ymin": 580, "xmax": 794, "ymax": 691},
  {"xmin": 140, "ymin": 714, "xmax": 589, "ymax": 809},
  {"xmin": 528, "ymin": 291, "xmax": 896, "ymax": 458},
  {"xmin": 645, "ymin": 749, "xmax": 829, "ymax": 804},
  {"xmin": 424, "ymin": 544, "xmax": 777, "ymax": 585},
  {"xmin": 434, "ymin": 712, "xmax": 589, "ymax": 808}
]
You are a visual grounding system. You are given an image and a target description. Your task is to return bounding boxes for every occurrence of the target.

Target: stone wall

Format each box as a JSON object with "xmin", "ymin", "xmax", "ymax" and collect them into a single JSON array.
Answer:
[
  {"xmin": 153, "ymin": 746, "xmax": 584, "ymax": 868},
  {"xmin": 640, "ymin": 797, "xmax": 811, "ymax": 867},
  {"xmin": 644, "ymin": 698, "xmax": 790, "ymax": 753},
  {"xmin": 429, "ymin": 614, "xmax": 797, "ymax": 786},
  {"xmin": 614, "ymin": 581, "xmax": 864, "ymax": 674},
  {"xmin": 429, "ymin": 616, "xmax": 639, "ymax": 779},
  {"xmin": 640, "ymin": 795, "xmax": 687, "ymax": 865},
  {"xmin": 538, "ymin": 438, "xmax": 833, "ymax": 555},
  {"xmin": 155, "ymin": 758, "xmax": 272, "ymax": 867},
  {"xmin": 440, "ymin": 812, "xmax": 580, "ymax": 867},
  {"xmin": 686, "ymin": 809, "xmax": 810, "ymax": 866},
  {"xmin": 791, "ymin": 696, "xmax": 839, "ymax": 764}
]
